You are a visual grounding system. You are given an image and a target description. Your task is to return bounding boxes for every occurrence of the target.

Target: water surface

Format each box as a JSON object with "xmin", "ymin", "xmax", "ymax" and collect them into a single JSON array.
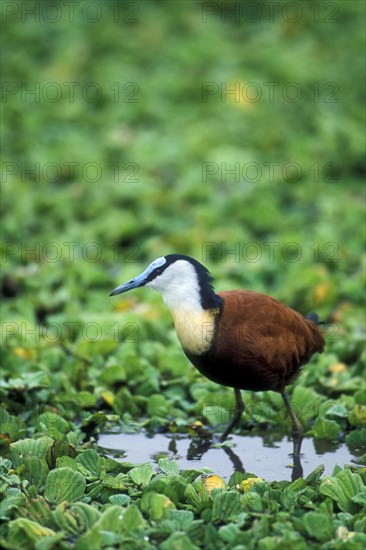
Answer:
[{"xmin": 98, "ymin": 432, "xmax": 362, "ymax": 481}]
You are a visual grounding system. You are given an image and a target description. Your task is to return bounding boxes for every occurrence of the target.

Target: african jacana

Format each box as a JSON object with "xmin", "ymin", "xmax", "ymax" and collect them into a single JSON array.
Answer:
[{"xmin": 110, "ymin": 254, "xmax": 324, "ymax": 442}]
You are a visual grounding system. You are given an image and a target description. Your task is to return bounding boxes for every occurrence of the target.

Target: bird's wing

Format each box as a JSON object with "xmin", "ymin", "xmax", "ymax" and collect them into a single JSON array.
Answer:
[{"xmin": 216, "ymin": 290, "xmax": 324, "ymax": 387}]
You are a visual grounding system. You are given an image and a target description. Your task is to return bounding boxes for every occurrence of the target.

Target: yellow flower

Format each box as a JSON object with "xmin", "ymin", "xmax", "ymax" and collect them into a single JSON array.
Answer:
[
  {"xmin": 13, "ymin": 347, "xmax": 36, "ymax": 360},
  {"xmin": 240, "ymin": 477, "xmax": 264, "ymax": 492},
  {"xmin": 202, "ymin": 474, "xmax": 226, "ymax": 494},
  {"xmin": 101, "ymin": 390, "xmax": 115, "ymax": 406},
  {"xmin": 313, "ymin": 282, "xmax": 331, "ymax": 305},
  {"xmin": 224, "ymin": 81, "xmax": 257, "ymax": 110},
  {"xmin": 190, "ymin": 421, "xmax": 203, "ymax": 429},
  {"xmin": 328, "ymin": 363, "xmax": 347, "ymax": 374}
]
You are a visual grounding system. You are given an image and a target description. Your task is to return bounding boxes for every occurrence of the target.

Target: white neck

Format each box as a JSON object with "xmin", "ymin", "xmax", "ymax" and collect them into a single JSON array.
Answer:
[
  {"xmin": 146, "ymin": 260, "xmax": 216, "ymax": 354},
  {"xmin": 146, "ymin": 260, "xmax": 203, "ymax": 312}
]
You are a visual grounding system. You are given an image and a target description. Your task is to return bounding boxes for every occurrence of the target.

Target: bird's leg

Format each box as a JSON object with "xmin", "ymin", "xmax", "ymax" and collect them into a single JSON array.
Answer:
[
  {"xmin": 291, "ymin": 442, "xmax": 304, "ymax": 481},
  {"xmin": 292, "ymin": 433, "xmax": 303, "ymax": 458},
  {"xmin": 281, "ymin": 391, "xmax": 303, "ymax": 457},
  {"xmin": 220, "ymin": 388, "xmax": 245, "ymax": 442}
]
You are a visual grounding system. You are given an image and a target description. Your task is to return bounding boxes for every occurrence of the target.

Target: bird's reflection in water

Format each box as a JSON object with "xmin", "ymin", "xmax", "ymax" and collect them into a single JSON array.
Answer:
[
  {"xmin": 183, "ymin": 432, "xmax": 304, "ymax": 481},
  {"xmin": 99, "ymin": 429, "xmax": 357, "ymax": 483},
  {"xmin": 291, "ymin": 434, "xmax": 304, "ymax": 481}
]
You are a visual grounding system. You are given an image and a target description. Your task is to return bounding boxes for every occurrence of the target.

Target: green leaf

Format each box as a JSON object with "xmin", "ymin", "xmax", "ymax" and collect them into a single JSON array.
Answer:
[
  {"xmin": 8, "ymin": 518, "xmax": 55, "ymax": 547},
  {"xmin": 348, "ymin": 404, "xmax": 366, "ymax": 427},
  {"xmin": 69, "ymin": 502, "xmax": 101, "ymax": 528},
  {"xmin": 160, "ymin": 532, "xmax": 199, "ymax": 550},
  {"xmin": 241, "ymin": 491, "xmax": 264, "ymax": 513},
  {"xmin": 18, "ymin": 496, "xmax": 53, "ymax": 527},
  {"xmin": 10, "ymin": 436, "xmax": 54, "ymax": 468},
  {"xmin": 355, "ymin": 390, "xmax": 366, "ymax": 405},
  {"xmin": 352, "ymin": 453, "xmax": 366, "ymax": 466},
  {"xmin": 44, "ymin": 467, "xmax": 86, "ymax": 504},
  {"xmin": 52, "ymin": 439, "xmax": 76, "ymax": 460},
  {"xmin": 325, "ymin": 402, "xmax": 349, "ymax": 419},
  {"xmin": 147, "ymin": 394, "xmax": 168, "ymax": 416},
  {"xmin": 81, "ymin": 412, "xmax": 108, "ymax": 431},
  {"xmin": 320, "ymin": 469, "xmax": 365, "ymax": 513},
  {"xmin": 109, "ymin": 494, "xmax": 131, "ymax": 505},
  {"xmin": 34, "ymin": 531, "xmax": 66, "ymax": 550},
  {"xmin": 128, "ymin": 463, "xmax": 155, "ymax": 486},
  {"xmin": 280, "ymin": 478, "xmax": 308, "ymax": 509},
  {"xmin": 120, "ymin": 504, "xmax": 146, "ymax": 532},
  {"xmin": 162, "ymin": 509, "xmax": 194, "ymax": 530},
  {"xmin": 211, "ymin": 491, "xmax": 241, "ymax": 521},
  {"xmin": 303, "ymin": 511, "xmax": 335, "ymax": 542},
  {"xmin": 81, "ymin": 505, "xmax": 125, "ymax": 541},
  {"xmin": 36, "ymin": 411, "xmax": 70, "ymax": 434},
  {"xmin": 75, "ymin": 391, "xmax": 97, "ymax": 409},
  {"xmin": 52, "ymin": 501, "xmax": 80, "ymax": 536},
  {"xmin": 228, "ymin": 471, "xmax": 248, "ymax": 487},
  {"xmin": 141, "ymin": 492, "xmax": 175, "ymax": 520},
  {"xmin": 219, "ymin": 523, "xmax": 241, "ymax": 543},
  {"xmin": 346, "ymin": 428, "xmax": 366, "ymax": 447},
  {"xmin": 98, "ymin": 364, "xmax": 126, "ymax": 385},
  {"xmin": 290, "ymin": 386, "xmax": 325, "ymax": 426},
  {"xmin": 53, "ymin": 501, "xmax": 101, "ymax": 535},
  {"xmin": 0, "ymin": 407, "xmax": 26, "ymax": 440},
  {"xmin": 0, "ymin": 494, "xmax": 26, "ymax": 520},
  {"xmin": 184, "ymin": 483, "xmax": 207, "ymax": 510},
  {"xmin": 158, "ymin": 457, "xmax": 180, "ymax": 476},
  {"xmin": 0, "ymin": 457, "xmax": 12, "ymax": 471},
  {"xmin": 75, "ymin": 530, "xmax": 102, "ymax": 550},
  {"xmin": 75, "ymin": 449, "xmax": 101, "ymax": 477},
  {"xmin": 352, "ymin": 492, "xmax": 366, "ymax": 505},
  {"xmin": 56, "ymin": 456, "xmax": 78, "ymax": 470},
  {"xmin": 202, "ymin": 404, "xmax": 229, "ymax": 427},
  {"xmin": 76, "ymin": 339, "xmax": 117, "ymax": 358},
  {"xmin": 23, "ymin": 457, "xmax": 49, "ymax": 491},
  {"xmin": 100, "ymin": 475, "xmax": 126, "ymax": 490},
  {"xmin": 305, "ymin": 464, "xmax": 325, "ymax": 483},
  {"xmin": 312, "ymin": 418, "xmax": 340, "ymax": 440},
  {"xmin": 75, "ymin": 507, "xmax": 128, "ymax": 547}
]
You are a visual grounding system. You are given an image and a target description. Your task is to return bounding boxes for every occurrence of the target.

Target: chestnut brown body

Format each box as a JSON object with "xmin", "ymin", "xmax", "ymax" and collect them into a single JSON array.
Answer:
[{"xmin": 185, "ymin": 290, "xmax": 324, "ymax": 393}]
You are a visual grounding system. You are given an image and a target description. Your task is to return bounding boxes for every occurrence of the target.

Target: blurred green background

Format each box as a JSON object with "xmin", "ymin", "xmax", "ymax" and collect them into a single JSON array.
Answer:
[{"xmin": 1, "ymin": 0, "xmax": 365, "ymax": 412}]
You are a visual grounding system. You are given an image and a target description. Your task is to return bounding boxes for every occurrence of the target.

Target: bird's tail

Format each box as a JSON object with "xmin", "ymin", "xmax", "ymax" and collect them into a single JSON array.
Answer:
[
  {"xmin": 306, "ymin": 312, "xmax": 325, "ymax": 325},
  {"xmin": 306, "ymin": 312, "xmax": 326, "ymax": 353},
  {"xmin": 306, "ymin": 312, "xmax": 319, "ymax": 324}
]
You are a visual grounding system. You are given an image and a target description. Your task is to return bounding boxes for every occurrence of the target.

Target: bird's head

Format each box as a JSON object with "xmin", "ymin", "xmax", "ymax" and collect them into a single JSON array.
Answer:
[{"xmin": 110, "ymin": 254, "xmax": 221, "ymax": 311}]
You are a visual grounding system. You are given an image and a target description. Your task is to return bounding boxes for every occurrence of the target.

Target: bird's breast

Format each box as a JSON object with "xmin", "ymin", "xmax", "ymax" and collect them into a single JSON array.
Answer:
[{"xmin": 171, "ymin": 308, "xmax": 218, "ymax": 355}]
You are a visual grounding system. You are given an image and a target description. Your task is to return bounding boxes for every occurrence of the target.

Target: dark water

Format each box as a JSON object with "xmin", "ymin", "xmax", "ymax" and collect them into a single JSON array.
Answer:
[{"xmin": 98, "ymin": 432, "xmax": 363, "ymax": 481}]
